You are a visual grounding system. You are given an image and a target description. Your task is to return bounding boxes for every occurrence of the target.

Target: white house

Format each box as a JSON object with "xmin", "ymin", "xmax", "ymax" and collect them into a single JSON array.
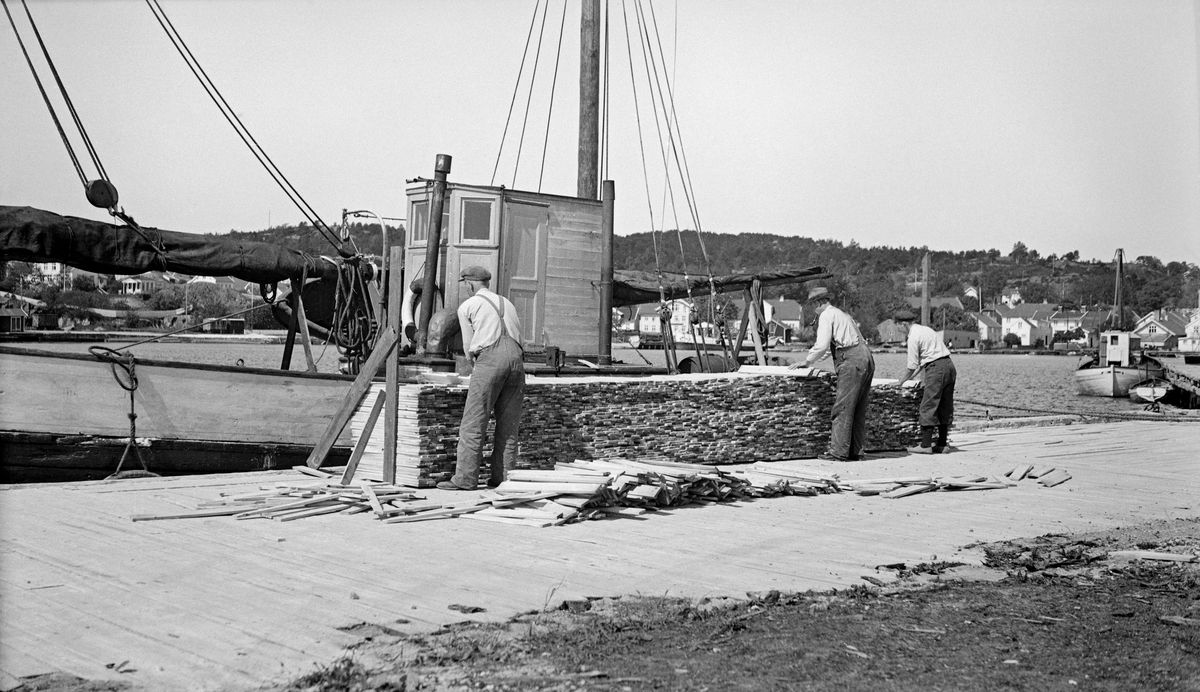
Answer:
[
  {"xmin": 994, "ymin": 302, "xmax": 1056, "ymax": 346},
  {"xmin": 1132, "ymin": 309, "xmax": 1191, "ymax": 350},
  {"xmin": 1179, "ymin": 310, "xmax": 1200, "ymax": 352}
]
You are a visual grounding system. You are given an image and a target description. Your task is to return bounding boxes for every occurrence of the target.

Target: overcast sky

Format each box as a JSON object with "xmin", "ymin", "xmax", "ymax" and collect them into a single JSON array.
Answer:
[{"xmin": 3, "ymin": 0, "xmax": 1199, "ymax": 266}]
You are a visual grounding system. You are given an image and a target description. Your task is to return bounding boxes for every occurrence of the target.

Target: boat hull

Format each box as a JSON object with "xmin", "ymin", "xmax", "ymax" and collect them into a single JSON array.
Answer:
[
  {"xmin": 1074, "ymin": 364, "xmax": 1163, "ymax": 397},
  {"xmin": 0, "ymin": 346, "xmax": 358, "ymax": 482}
]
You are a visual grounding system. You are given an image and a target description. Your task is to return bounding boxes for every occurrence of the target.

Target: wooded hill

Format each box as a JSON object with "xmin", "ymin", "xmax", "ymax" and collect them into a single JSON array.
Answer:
[{"xmin": 219, "ymin": 224, "xmax": 1200, "ymax": 334}]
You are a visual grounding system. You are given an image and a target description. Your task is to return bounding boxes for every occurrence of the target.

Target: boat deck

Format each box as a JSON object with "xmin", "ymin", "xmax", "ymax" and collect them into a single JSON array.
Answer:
[{"xmin": 2, "ymin": 419, "xmax": 1198, "ymax": 691}]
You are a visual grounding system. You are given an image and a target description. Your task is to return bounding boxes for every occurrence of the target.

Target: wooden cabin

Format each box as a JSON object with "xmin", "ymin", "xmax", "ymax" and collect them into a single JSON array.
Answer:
[
  {"xmin": 404, "ymin": 182, "xmax": 603, "ymax": 357},
  {"xmin": 0, "ymin": 307, "xmax": 26, "ymax": 333}
]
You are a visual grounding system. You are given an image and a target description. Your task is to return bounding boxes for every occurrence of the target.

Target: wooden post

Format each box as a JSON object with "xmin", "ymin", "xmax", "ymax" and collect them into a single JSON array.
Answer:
[
  {"xmin": 294, "ymin": 288, "xmax": 317, "ymax": 373},
  {"xmin": 304, "ymin": 326, "xmax": 398, "ymax": 469},
  {"xmin": 577, "ymin": 0, "xmax": 600, "ymax": 200},
  {"xmin": 748, "ymin": 279, "xmax": 767, "ymax": 365},
  {"xmin": 921, "ymin": 252, "xmax": 931, "ymax": 326},
  {"xmin": 598, "ymin": 180, "xmax": 614, "ymax": 364},
  {"xmin": 383, "ymin": 246, "xmax": 405, "ymax": 484},
  {"xmin": 416, "ymin": 154, "xmax": 452, "ymax": 355},
  {"xmin": 280, "ymin": 290, "xmax": 298, "ymax": 370},
  {"xmin": 732, "ymin": 287, "xmax": 752, "ymax": 366}
]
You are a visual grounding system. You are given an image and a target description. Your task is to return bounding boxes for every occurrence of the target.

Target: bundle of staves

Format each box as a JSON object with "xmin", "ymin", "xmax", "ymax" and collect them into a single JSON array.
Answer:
[
  {"xmin": 346, "ymin": 370, "xmax": 921, "ymax": 488},
  {"xmin": 840, "ymin": 474, "xmax": 1014, "ymax": 499}
]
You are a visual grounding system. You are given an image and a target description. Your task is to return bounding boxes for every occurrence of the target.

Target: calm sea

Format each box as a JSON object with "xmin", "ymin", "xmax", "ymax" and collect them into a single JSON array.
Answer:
[{"xmin": 21, "ymin": 339, "xmax": 1148, "ymax": 421}]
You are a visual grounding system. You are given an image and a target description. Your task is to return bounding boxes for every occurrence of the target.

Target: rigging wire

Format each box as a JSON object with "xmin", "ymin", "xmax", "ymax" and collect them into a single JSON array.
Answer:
[
  {"xmin": 619, "ymin": 0, "xmax": 676, "ymax": 373},
  {"xmin": 144, "ymin": 0, "xmax": 345, "ymax": 254},
  {"xmin": 3, "ymin": 0, "xmax": 100, "ymax": 189},
  {"xmin": 491, "ymin": 0, "xmax": 543, "ymax": 187},
  {"xmin": 637, "ymin": 0, "xmax": 731, "ymax": 363},
  {"xmin": 5, "ymin": 0, "xmax": 166, "ymax": 255},
  {"xmin": 512, "ymin": 0, "xmax": 552, "ymax": 188},
  {"xmin": 537, "ymin": 0, "xmax": 569, "ymax": 193}
]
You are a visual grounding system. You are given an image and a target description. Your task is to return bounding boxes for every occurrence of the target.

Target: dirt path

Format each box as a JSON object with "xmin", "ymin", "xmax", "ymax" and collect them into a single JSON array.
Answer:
[{"xmin": 16, "ymin": 519, "xmax": 1200, "ymax": 692}]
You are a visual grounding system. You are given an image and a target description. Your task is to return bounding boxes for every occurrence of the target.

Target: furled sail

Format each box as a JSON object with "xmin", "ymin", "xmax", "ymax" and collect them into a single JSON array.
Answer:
[
  {"xmin": 0, "ymin": 206, "xmax": 337, "ymax": 283},
  {"xmin": 612, "ymin": 267, "xmax": 829, "ymax": 307}
]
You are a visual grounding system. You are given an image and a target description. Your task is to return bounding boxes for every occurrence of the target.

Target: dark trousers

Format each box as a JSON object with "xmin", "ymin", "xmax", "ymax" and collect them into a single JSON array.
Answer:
[
  {"xmin": 452, "ymin": 337, "xmax": 525, "ymax": 489},
  {"xmin": 919, "ymin": 356, "xmax": 956, "ymax": 427},
  {"xmin": 831, "ymin": 342, "xmax": 875, "ymax": 459}
]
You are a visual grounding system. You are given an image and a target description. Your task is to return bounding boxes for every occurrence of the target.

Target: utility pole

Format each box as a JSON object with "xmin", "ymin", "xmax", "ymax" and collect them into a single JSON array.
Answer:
[{"xmin": 921, "ymin": 252, "xmax": 931, "ymax": 326}]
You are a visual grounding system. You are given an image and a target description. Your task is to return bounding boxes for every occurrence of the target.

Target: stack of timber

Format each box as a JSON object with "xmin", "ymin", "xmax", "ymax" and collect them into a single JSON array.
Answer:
[{"xmin": 346, "ymin": 370, "xmax": 921, "ymax": 488}]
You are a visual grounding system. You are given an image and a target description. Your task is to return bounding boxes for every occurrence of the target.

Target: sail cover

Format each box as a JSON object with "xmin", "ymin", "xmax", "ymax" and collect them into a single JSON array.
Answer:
[
  {"xmin": 0, "ymin": 206, "xmax": 337, "ymax": 283},
  {"xmin": 612, "ymin": 267, "xmax": 829, "ymax": 307}
]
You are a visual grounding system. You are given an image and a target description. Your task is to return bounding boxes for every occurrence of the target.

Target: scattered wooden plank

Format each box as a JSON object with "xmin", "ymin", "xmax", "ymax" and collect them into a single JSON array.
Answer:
[
  {"xmin": 291, "ymin": 466, "xmax": 334, "ymax": 479},
  {"xmin": 1109, "ymin": 550, "xmax": 1198, "ymax": 563},
  {"xmin": 1026, "ymin": 465, "xmax": 1055, "ymax": 479},
  {"xmin": 880, "ymin": 484, "xmax": 936, "ymax": 499},
  {"xmin": 1037, "ymin": 470, "xmax": 1072, "ymax": 487},
  {"xmin": 131, "ymin": 507, "xmax": 251, "ymax": 522}
]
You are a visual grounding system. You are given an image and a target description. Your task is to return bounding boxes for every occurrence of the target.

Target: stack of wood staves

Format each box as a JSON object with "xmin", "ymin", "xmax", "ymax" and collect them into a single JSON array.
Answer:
[
  {"xmin": 1003, "ymin": 464, "xmax": 1071, "ymax": 487},
  {"xmin": 346, "ymin": 371, "xmax": 922, "ymax": 488}
]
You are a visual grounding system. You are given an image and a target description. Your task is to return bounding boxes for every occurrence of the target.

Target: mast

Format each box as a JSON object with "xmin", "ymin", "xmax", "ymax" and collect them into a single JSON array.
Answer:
[
  {"xmin": 577, "ymin": 0, "xmax": 601, "ymax": 200},
  {"xmin": 1113, "ymin": 248, "xmax": 1124, "ymax": 331}
]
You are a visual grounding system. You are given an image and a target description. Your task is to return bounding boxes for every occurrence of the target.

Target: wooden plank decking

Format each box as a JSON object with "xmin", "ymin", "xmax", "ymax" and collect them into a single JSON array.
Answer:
[{"xmin": 1, "ymin": 419, "xmax": 1198, "ymax": 691}]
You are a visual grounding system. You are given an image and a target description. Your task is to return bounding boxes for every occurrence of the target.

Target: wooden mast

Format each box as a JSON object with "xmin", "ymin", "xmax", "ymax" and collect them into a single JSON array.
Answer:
[{"xmin": 578, "ymin": 0, "xmax": 600, "ymax": 201}]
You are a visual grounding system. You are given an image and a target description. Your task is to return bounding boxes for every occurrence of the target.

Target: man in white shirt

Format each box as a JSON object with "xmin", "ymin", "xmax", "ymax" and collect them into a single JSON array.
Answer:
[
  {"xmin": 438, "ymin": 266, "xmax": 526, "ymax": 490},
  {"xmin": 789, "ymin": 287, "xmax": 875, "ymax": 461},
  {"xmin": 893, "ymin": 310, "xmax": 956, "ymax": 454}
]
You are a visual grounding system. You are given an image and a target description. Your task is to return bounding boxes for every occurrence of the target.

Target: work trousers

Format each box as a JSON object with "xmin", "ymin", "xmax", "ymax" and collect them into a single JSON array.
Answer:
[
  {"xmin": 452, "ymin": 336, "xmax": 525, "ymax": 489},
  {"xmin": 918, "ymin": 356, "xmax": 956, "ymax": 428},
  {"xmin": 830, "ymin": 342, "xmax": 875, "ymax": 459}
]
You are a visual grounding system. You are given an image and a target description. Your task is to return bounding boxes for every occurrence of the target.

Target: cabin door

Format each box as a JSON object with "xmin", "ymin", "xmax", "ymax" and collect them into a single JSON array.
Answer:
[{"xmin": 500, "ymin": 201, "xmax": 549, "ymax": 345}]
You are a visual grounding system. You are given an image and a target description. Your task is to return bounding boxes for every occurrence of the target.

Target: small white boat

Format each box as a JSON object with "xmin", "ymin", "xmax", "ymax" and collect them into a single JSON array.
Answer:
[{"xmin": 1129, "ymin": 378, "xmax": 1170, "ymax": 404}]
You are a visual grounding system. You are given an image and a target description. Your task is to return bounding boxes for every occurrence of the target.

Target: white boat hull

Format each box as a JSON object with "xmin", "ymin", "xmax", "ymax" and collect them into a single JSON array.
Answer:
[{"xmin": 1074, "ymin": 365, "xmax": 1163, "ymax": 397}]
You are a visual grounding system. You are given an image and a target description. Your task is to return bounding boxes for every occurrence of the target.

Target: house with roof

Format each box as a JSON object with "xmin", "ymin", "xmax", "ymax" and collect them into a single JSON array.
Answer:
[
  {"xmin": 764, "ymin": 298, "xmax": 803, "ymax": 342},
  {"xmin": 1179, "ymin": 310, "xmax": 1200, "ymax": 352},
  {"xmin": 1000, "ymin": 287, "xmax": 1022, "ymax": 307},
  {"xmin": 1047, "ymin": 309, "xmax": 1110, "ymax": 348},
  {"xmin": 993, "ymin": 302, "xmax": 1058, "ymax": 346},
  {"xmin": 1132, "ymin": 309, "xmax": 1191, "ymax": 350},
  {"xmin": 120, "ymin": 271, "xmax": 170, "ymax": 298},
  {"xmin": 0, "ymin": 306, "xmax": 27, "ymax": 332},
  {"xmin": 971, "ymin": 312, "xmax": 1002, "ymax": 345}
]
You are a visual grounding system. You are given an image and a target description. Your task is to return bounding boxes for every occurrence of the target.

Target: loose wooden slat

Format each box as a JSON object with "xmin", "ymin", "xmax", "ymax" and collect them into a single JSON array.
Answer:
[{"xmin": 341, "ymin": 392, "xmax": 386, "ymax": 485}]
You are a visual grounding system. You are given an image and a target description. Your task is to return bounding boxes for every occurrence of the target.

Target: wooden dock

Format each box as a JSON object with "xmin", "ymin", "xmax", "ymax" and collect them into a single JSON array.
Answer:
[{"xmin": 2, "ymin": 419, "xmax": 1198, "ymax": 691}]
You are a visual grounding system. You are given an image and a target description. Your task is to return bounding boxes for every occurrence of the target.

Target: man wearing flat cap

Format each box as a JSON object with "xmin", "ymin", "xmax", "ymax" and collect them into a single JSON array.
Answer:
[
  {"xmin": 438, "ymin": 265, "xmax": 526, "ymax": 490},
  {"xmin": 789, "ymin": 286, "xmax": 875, "ymax": 461},
  {"xmin": 892, "ymin": 310, "xmax": 955, "ymax": 454}
]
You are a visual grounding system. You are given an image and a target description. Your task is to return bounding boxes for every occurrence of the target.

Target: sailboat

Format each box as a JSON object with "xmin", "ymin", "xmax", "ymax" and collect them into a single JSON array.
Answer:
[
  {"xmin": 1, "ymin": 2, "xmax": 828, "ymax": 483},
  {"xmin": 1073, "ymin": 249, "xmax": 1162, "ymax": 397}
]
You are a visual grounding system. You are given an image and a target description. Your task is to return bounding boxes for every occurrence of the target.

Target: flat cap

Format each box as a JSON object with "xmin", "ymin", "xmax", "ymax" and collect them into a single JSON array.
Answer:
[
  {"xmin": 804, "ymin": 286, "xmax": 831, "ymax": 303},
  {"xmin": 459, "ymin": 265, "xmax": 492, "ymax": 282},
  {"xmin": 893, "ymin": 310, "xmax": 917, "ymax": 322}
]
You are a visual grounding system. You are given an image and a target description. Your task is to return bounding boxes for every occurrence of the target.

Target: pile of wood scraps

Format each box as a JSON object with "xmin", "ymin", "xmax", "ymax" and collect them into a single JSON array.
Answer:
[
  {"xmin": 842, "ymin": 474, "xmax": 1014, "ymax": 499},
  {"xmin": 1004, "ymin": 464, "xmax": 1072, "ymax": 487}
]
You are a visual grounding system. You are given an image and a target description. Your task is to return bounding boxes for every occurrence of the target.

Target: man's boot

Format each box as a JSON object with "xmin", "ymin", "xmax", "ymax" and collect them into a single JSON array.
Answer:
[
  {"xmin": 933, "ymin": 424, "xmax": 950, "ymax": 454},
  {"xmin": 908, "ymin": 426, "xmax": 935, "ymax": 454}
]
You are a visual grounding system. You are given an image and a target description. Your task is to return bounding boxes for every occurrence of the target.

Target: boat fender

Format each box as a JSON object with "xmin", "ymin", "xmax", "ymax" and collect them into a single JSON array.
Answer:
[{"xmin": 401, "ymin": 278, "xmax": 423, "ymax": 342}]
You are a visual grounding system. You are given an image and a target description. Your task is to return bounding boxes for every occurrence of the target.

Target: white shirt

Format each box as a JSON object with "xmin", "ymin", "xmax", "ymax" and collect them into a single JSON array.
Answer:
[
  {"xmin": 807, "ymin": 305, "xmax": 862, "ymax": 363},
  {"xmin": 457, "ymin": 288, "xmax": 523, "ymax": 355},
  {"xmin": 905, "ymin": 323, "xmax": 951, "ymax": 371}
]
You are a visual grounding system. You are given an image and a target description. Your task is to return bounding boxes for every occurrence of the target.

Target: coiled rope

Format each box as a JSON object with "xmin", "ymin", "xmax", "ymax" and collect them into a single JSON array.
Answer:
[{"xmin": 88, "ymin": 347, "xmax": 159, "ymax": 479}]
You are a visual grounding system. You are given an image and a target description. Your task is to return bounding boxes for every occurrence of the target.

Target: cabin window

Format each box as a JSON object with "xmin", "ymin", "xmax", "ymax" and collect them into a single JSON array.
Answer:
[
  {"xmin": 460, "ymin": 199, "xmax": 493, "ymax": 242},
  {"xmin": 1110, "ymin": 335, "xmax": 1119, "ymax": 345},
  {"xmin": 409, "ymin": 201, "xmax": 449, "ymax": 246},
  {"xmin": 1148, "ymin": 325, "xmax": 1157, "ymax": 334}
]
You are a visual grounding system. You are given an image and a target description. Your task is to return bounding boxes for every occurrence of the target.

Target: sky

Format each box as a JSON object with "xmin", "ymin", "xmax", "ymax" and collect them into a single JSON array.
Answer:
[{"xmin": 2, "ymin": 0, "xmax": 1199, "ymax": 267}]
